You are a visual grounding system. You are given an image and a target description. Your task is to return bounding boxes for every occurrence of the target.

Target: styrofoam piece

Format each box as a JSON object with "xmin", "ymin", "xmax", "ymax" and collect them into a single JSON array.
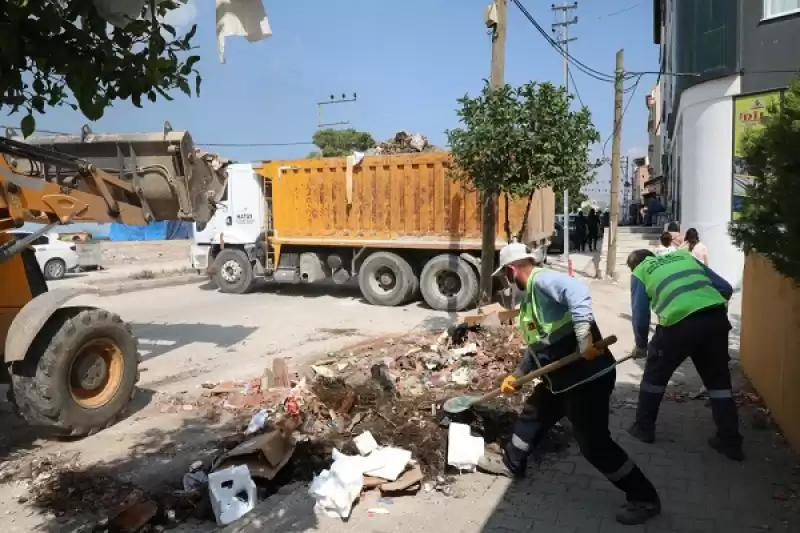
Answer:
[
  {"xmin": 208, "ymin": 465, "xmax": 258, "ymax": 525},
  {"xmin": 363, "ymin": 447, "xmax": 412, "ymax": 482},
  {"xmin": 353, "ymin": 431, "xmax": 379, "ymax": 456},
  {"xmin": 447, "ymin": 422, "xmax": 485, "ymax": 471}
]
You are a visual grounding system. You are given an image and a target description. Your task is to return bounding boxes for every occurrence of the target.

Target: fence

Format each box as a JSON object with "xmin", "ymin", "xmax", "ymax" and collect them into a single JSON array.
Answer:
[{"xmin": 739, "ymin": 253, "xmax": 800, "ymax": 450}]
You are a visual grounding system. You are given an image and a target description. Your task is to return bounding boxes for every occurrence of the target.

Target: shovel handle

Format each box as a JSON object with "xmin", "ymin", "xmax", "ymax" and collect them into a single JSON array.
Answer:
[{"xmin": 472, "ymin": 335, "xmax": 618, "ymax": 405}]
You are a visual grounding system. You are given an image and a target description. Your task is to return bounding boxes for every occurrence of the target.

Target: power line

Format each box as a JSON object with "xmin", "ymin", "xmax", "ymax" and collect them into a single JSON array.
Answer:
[
  {"xmin": 567, "ymin": 68, "xmax": 586, "ymax": 108},
  {"xmin": 196, "ymin": 141, "xmax": 315, "ymax": 147},
  {"xmin": 601, "ymin": 73, "xmax": 644, "ymax": 162},
  {"xmin": 597, "ymin": 2, "xmax": 643, "ymax": 19},
  {"xmin": 510, "ymin": 0, "xmax": 618, "ymax": 83}
]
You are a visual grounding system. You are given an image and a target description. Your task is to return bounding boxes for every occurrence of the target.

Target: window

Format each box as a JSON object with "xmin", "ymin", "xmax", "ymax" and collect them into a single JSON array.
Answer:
[{"xmin": 764, "ymin": 0, "xmax": 800, "ymax": 19}]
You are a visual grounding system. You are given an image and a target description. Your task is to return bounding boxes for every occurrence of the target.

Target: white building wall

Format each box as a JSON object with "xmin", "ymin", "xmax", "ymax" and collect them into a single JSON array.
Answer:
[{"xmin": 675, "ymin": 75, "xmax": 743, "ymax": 288}]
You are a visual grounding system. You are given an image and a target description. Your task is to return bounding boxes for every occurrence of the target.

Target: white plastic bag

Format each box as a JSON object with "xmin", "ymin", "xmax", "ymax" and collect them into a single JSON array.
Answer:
[
  {"xmin": 208, "ymin": 465, "xmax": 258, "ymax": 525},
  {"xmin": 308, "ymin": 449, "xmax": 364, "ymax": 519}
]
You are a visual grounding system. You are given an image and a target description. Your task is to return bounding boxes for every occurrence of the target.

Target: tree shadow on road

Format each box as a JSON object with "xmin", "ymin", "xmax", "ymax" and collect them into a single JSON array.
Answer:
[
  {"xmin": 19, "ymin": 411, "xmax": 321, "ymax": 533},
  {"xmin": 130, "ymin": 322, "xmax": 260, "ymax": 362}
]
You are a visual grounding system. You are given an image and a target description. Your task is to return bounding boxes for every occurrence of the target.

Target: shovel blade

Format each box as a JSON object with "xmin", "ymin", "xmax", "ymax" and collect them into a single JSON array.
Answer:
[{"xmin": 442, "ymin": 395, "xmax": 481, "ymax": 414}]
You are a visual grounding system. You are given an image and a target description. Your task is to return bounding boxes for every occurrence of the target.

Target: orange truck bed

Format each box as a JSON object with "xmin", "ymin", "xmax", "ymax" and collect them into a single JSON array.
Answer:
[{"xmin": 257, "ymin": 152, "xmax": 554, "ymax": 250}]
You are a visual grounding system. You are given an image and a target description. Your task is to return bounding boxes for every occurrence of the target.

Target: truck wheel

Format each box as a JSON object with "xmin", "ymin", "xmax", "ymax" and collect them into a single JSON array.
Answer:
[
  {"xmin": 8, "ymin": 308, "xmax": 140, "ymax": 436},
  {"xmin": 213, "ymin": 248, "xmax": 254, "ymax": 294},
  {"xmin": 358, "ymin": 251, "xmax": 417, "ymax": 307},
  {"xmin": 43, "ymin": 258, "xmax": 66, "ymax": 280},
  {"xmin": 420, "ymin": 254, "xmax": 479, "ymax": 311}
]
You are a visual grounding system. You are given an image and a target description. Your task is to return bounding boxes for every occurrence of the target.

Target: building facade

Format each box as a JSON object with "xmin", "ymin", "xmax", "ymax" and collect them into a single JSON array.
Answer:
[{"xmin": 653, "ymin": 0, "xmax": 800, "ymax": 287}]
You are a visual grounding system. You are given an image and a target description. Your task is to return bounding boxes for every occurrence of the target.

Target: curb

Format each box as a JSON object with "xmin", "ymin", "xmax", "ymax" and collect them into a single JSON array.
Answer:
[{"xmin": 90, "ymin": 274, "xmax": 207, "ymax": 296}]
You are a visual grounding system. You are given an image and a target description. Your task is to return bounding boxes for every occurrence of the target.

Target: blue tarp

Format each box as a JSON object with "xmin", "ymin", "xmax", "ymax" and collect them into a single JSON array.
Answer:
[{"xmin": 108, "ymin": 221, "xmax": 191, "ymax": 241}]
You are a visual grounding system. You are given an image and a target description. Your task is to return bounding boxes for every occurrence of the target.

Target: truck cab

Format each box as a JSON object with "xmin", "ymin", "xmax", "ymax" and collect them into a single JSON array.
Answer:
[{"xmin": 191, "ymin": 163, "xmax": 266, "ymax": 277}]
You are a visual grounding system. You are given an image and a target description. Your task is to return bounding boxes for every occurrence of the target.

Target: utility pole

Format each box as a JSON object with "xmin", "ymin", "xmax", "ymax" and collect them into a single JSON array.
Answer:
[
  {"xmin": 606, "ymin": 49, "xmax": 624, "ymax": 280},
  {"xmin": 317, "ymin": 93, "xmax": 358, "ymax": 128},
  {"xmin": 480, "ymin": 0, "xmax": 507, "ymax": 304},
  {"xmin": 552, "ymin": 2, "xmax": 578, "ymax": 275}
]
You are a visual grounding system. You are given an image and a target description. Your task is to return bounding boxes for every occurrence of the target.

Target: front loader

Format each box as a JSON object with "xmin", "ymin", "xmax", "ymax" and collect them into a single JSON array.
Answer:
[{"xmin": 0, "ymin": 125, "xmax": 227, "ymax": 435}]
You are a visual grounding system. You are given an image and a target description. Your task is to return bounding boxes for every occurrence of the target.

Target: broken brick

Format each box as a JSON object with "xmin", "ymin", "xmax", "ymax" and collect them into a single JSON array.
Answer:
[
  {"xmin": 108, "ymin": 499, "xmax": 158, "ymax": 533},
  {"xmin": 272, "ymin": 358, "xmax": 290, "ymax": 388}
]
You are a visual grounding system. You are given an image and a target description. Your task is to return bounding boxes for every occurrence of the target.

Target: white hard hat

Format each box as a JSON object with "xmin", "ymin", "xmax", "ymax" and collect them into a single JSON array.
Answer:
[{"xmin": 492, "ymin": 242, "xmax": 544, "ymax": 276}]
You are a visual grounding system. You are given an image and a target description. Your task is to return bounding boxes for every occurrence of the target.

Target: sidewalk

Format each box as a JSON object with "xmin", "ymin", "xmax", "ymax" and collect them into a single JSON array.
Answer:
[
  {"xmin": 217, "ymin": 279, "xmax": 800, "ymax": 533},
  {"xmin": 52, "ymin": 259, "xmax": 203, "ymax": 295}
]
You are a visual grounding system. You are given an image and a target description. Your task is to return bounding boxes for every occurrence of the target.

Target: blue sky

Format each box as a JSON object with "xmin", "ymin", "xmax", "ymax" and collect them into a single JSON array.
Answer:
[{"xmin": 12, "ymin": 0, "xmax": 658, "ymax": 208}]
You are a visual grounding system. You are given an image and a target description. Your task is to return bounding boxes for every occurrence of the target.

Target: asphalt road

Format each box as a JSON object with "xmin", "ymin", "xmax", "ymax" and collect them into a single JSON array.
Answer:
[{"xmin": 74, "ymin": 279, "xmax": 453, "ymax": 393}]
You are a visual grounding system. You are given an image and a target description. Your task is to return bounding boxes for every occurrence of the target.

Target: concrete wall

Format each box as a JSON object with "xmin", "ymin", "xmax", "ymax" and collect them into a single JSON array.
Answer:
[
  {"xmin": 739, "ymin": 2, "xmax": 800, "ymax": 94},
  {"xmin": 740, "ymin": 254, "xmax": 800, "ymax": 451},
  {"xmin": 675, "ymin": 75, "xmax": 744, "ymax": 288},
  {"xmin": 80, "ymin": 240, "xmax": 190, "ymax": 267}
]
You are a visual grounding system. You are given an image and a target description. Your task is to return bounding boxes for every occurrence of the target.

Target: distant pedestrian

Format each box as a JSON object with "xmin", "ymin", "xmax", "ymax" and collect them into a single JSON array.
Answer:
[
  {"xmin": 603, "ymin": 210, "xmax": 611, "ymax": 228},
  {"xmin": 655, "ymin": 232, "xmax": 677, "ymax": 256},
  {"xmin": 575, "ymin": 212, "xmax": 587, "ymax": 252},
  {"xmin": 587, "ymin": 209, "xmax": 600, "ymax": 252},
  {"xmin": 683, "ymin": 228, "xmax": 709, "ymax": 265}
]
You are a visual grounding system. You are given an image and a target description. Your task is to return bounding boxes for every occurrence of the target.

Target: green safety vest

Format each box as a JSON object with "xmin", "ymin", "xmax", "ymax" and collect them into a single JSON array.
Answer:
[
  {"xmin": 632, "ymin": 250, "xmax": 726, "ymax": 327},
  {"xmin": 517, "ymin": 269, "xmax": 613, "ymax": 393},
  {"xmin": 518, "ymin": 269, "xmax": 572, "ymax": 346}
]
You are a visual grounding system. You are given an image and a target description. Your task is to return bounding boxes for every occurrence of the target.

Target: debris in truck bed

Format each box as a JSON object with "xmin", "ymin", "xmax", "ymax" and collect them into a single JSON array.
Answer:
[{"xmin": 365, "ymin": 130, "xmax": 444, "ymax": 156}]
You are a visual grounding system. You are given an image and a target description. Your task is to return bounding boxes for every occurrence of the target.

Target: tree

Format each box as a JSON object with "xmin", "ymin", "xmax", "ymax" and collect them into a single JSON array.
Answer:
[
  {"xmin": 446, "ymin": 80, "xmax": 602, "ymax": 239},
  {"xmin": 729, "ymin": 79, "xmax": 800, "ymax": 284},
  {"xmin": 1, "ymin": 0, "xmax": 201, "ymax": 137},
  {"xmin": 310, "ymin": 128, "xmax": 376, "ymax": 158},
  {"xmin": 555, "ymin": 186, "xmax": 589, "ymax": 213}
]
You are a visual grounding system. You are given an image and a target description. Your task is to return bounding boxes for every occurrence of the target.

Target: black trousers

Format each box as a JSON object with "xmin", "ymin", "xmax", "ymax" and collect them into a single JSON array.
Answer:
[
  {"xmin": 504, "ymin": 370, "xmax": 660, "ymax": 504},
  {"xmin": 635, "ymin": 306, "xmax": 741, "ymax": 444}
]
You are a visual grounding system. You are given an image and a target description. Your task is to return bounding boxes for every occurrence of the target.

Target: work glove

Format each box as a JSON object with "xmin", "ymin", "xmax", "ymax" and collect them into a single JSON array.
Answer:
[
  {"xmin": 632, "ymin": 346, "xmax": 648, "ymax": 360},
  {"xmin": 501, "ymin": 375, "xmax": 519, "ymax": 394},
  {"xmin": 574, "ymin": 322, "xmax": 593, "ymax": 356}
]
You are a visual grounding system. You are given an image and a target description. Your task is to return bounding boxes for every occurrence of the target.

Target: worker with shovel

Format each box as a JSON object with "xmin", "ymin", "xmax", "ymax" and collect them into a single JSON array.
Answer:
[
  {"xmin": 477, "ymin": 243, "xmax": 661, "ymax": 526},
  {"xmin": 625, "ymin": 249, "xmax": 742, "ymax": 460}
]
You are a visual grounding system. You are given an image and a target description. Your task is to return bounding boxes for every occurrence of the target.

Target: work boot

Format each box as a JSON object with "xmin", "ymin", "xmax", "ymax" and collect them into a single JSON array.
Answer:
[
  {"xmin": 708, "ymin": 436, "xmax": 744, "ymax": 462},
  {"xmin": 627, "ymin": 421, "xmax": 655, "ymax": 444},
  {"xmin": 477, "ymin": 453, "xmax": 516, "ymax": 478},
  {"xmin": 615, "ymin": 501, "xmax": 661, "ymax": 525}
]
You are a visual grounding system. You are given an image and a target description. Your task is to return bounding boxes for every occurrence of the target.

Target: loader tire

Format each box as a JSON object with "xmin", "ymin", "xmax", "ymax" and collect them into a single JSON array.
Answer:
[{"xmin": 8, "ymin": 308, "xmax": 140, "ymax": 437}]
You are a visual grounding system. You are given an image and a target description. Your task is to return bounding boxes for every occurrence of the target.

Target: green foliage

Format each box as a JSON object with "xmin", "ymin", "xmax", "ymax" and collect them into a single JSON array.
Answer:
[
  {"xmin": 1, "ymin": 0, "xmax": 201, "ymax": 137},
  {"xmin": 310, "ymin": 128, "xmax": 376, "ymax": 158},
  {"xmin": 554, "ymin": 185, "xmax": 588, "ymax": 213},
  {"xmin": 729, "ymin": 79, "xmax": 800, "ymax": 283},
  {"xmin": 445, "ymin": 81, "xmax": 602, "ymax": 198}
]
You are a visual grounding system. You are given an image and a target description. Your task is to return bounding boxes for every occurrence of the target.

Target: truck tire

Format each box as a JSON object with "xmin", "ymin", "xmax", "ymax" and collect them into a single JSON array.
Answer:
[
  {"xmin": 420, "ymin": 254, "xmax": 479, "ymax": 311},
  {"xmin": 8, "ymin": 308, "xmax": 140, "ymax": 436},
  {"xmin": 212, "ymin": 248, "xmax": 254, "ymax": 294},
  {"xmin": 358, "ymin": 251, "xmax": 417, "ymax": 307}
]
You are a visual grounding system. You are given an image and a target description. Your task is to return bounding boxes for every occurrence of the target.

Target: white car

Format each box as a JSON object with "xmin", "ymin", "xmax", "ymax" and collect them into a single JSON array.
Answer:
[{"xmin": 8, "ymin": 231, "xmax": 79, "ymax": 280}]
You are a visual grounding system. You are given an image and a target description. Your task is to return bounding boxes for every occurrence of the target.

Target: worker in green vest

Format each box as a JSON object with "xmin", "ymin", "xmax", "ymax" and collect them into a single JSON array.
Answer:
[
  {"xmin": 477, "ymin": 243, "xmax": 661, "ymax": 526},
  {"xmin": 626, "ymin": 249, "xmax": 743, "ymax": 461}
]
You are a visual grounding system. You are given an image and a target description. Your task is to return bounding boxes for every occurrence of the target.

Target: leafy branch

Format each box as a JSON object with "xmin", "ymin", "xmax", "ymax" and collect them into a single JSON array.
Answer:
[{"xmin": 1, "ymin": 0, "xmax": 202, "ymax": 137}]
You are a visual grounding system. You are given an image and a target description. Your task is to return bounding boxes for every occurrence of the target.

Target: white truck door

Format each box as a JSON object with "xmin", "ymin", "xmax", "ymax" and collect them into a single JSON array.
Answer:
[{"xmin": 224, "ymin": 163, "xmax": 265, "ymax": 245}]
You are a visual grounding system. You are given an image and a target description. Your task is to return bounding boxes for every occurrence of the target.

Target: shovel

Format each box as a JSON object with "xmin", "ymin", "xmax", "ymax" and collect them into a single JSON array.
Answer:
[{"xmin": 441, "ymin": 335, "xmax": 620, "ymax": 415}]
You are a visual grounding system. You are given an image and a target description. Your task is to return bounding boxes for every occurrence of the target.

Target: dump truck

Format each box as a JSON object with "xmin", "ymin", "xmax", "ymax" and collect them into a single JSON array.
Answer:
[{"xmin": 191, "ymin": 152, "xmax": 555, "ymax": 311}]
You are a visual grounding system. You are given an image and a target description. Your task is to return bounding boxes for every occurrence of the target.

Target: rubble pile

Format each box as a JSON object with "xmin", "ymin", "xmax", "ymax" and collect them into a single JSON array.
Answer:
[
  {"xmin": 365, "ymin": 130, "xmax": 443, "ymax": 156},
  {"xmin": 2, "ymin": 307, "xmax": 539, "ymax": 530}
]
